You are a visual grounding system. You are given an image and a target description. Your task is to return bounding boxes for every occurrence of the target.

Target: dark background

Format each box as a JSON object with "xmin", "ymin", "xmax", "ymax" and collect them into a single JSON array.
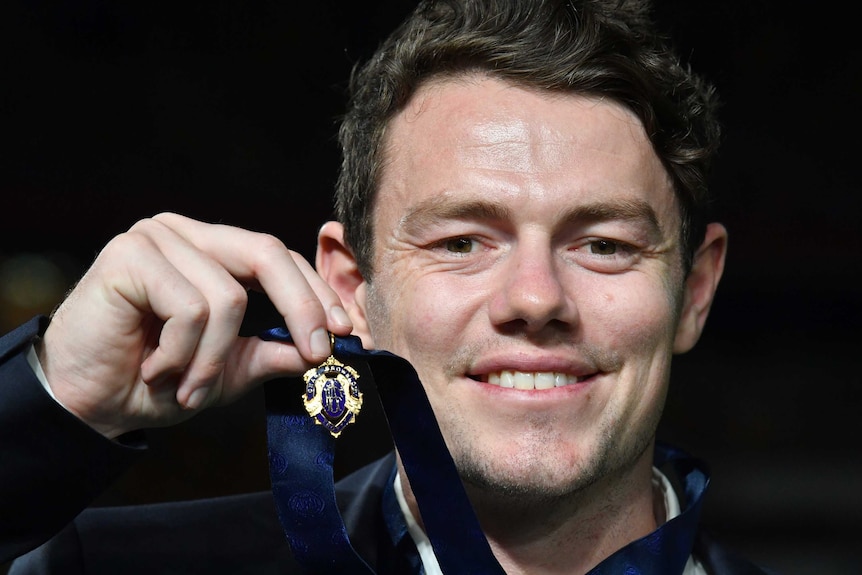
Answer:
[{"xmin": 2, "ymin": 1, "xmax": 860, "ymax": 573}]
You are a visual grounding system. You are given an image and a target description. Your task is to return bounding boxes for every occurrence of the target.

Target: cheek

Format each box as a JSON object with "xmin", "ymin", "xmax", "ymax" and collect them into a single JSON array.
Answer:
[
  {"xmin": 413, "ymin": 278, "xmax": 485, "ymax": 348},
  {"xmin": 587, "ymin": 279, "xmax": 679, "ymax": 355},
  {"xmin": 365, "ymin": 271, "xmax": 479, "ymax": 357}
]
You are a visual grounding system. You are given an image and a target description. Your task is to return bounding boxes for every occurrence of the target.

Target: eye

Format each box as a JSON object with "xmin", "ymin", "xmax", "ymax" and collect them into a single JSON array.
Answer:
[
  {"xmin": 589, "ymin": 239, "xmax": 618, "ymax": 255},
  {"xmin": 445, "ymin": 237, "xmax": 475, "ymax": 253},
  {"xmin": 570, "ymin": 237, "xmax": 640, "ymax": 273}
]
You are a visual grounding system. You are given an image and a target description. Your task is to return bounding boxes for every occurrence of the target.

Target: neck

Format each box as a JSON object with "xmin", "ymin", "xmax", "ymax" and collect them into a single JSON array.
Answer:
[{"xmin": 398, "ymin": 446, "xmax": 662, "ymax": 575}]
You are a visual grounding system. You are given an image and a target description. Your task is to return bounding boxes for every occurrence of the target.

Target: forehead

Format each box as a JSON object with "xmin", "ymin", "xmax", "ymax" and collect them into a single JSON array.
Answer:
[{"xmin": 376, "ymin": 76, "xmax": 677, "ymax": 230}]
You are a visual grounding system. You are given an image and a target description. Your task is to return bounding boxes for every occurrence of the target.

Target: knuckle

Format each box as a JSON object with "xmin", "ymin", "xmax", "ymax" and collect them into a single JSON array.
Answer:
[
  {"xmin": 127, "ymin": 216, "xmax": 167, "ymax": 236},
  {"xmin": 150, "ymin": 212, "xmax": 183, "ymax": 226},
  {"xmin": 182, "ymin": 297, "xmax": 211, "ymax": 327},
  {"xmin": 100, "ymin": 229, "xmax": 156, "ymax": 260},
  {"xmin": 248, "ymin": 234, "xmax": 288, "ymax": 270},
  {"xmin": 293, "ymin": 293, "xmax": 326, "ymax": 318},
  {"xmin": 216, "ymin": 282, "xmax": 249, "ymax": 315}
]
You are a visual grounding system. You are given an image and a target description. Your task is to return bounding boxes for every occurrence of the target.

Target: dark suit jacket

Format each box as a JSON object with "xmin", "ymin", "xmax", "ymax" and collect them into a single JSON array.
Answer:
[{"xmin": 1, "ymin": 317, "xmax": 776, "ymax": 574}]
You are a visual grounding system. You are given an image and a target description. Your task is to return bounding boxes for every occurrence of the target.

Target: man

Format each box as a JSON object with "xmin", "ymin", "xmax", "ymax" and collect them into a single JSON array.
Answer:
[{"xmin": 2, "ymin": 0, "xmax": 774, "ymax": 573}]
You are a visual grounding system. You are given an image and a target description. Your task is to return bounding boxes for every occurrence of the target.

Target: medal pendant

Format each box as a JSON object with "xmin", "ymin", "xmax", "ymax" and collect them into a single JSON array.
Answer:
[{"xmin": 302, "ymin": 354, "xmax": 363, "ymax": 438}]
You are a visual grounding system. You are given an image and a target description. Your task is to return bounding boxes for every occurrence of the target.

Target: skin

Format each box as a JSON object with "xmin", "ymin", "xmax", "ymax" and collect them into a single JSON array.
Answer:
[
  {"xmin": 36, "ymin": 75, "xmax": 725, "ymax": 574},
  {"xmin": 318, "ymin": 75, "xmax": 727, "ymax": 574},
  {"xmin": 39, "ymin": 214, "xmax": 354, "ymax": 438}
]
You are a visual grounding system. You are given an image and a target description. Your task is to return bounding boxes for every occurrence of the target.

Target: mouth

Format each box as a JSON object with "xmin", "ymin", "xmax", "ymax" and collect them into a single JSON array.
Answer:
[{"xmin": 472, "ymin": 370, "xmax": 595, "ymax": 390}]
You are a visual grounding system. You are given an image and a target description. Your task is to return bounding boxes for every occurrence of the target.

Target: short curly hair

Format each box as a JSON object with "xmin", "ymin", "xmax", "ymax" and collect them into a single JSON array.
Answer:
[{"xmin": 335, "ymin": 0, "xmax": 721, "ymax": 278}]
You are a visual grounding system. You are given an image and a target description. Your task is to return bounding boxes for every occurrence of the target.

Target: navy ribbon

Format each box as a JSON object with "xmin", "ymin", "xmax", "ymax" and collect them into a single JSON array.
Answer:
[
  {"xmin": 261, "ymin": 328, "xmax": 708, "ymax": 574},
  {"xmin": 261, "ymin": 328, "xmax": 504, "ymax": 574}
]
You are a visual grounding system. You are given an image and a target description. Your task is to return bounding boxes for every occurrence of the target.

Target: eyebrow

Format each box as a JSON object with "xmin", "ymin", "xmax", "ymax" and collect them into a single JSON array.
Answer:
[
  {"xmin": 400, "ymin": 196, "xmax": 512, "ymax": 234},
  {"xmin": 400, "ymin": 194, "xmax": 663, "ymax": 237},
  {"xmin": 568, "ymin": 198, "xmax": 661, "ymax": 232}
]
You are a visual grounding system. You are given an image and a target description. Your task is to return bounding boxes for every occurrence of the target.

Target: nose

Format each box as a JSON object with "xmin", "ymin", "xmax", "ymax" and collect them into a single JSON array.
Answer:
[{"xmin": 488, "ymin": 241, "xmax": 577, "ymax": 333}]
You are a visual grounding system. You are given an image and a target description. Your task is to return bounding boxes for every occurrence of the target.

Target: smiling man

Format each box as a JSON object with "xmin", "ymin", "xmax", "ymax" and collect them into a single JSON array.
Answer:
[
  {"xmin": 317, "ymin": 74, "xmax": 728, "ymax": 573},
  {"xmin": 3, "ymin": 1, "xmax": 776, "ymax": 574}
]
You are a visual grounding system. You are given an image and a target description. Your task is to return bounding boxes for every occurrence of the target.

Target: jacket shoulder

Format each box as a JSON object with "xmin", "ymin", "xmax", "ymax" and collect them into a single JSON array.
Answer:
[{"xmin": 10, "ymin": 491, "xmax": 302, "ymax": 574}]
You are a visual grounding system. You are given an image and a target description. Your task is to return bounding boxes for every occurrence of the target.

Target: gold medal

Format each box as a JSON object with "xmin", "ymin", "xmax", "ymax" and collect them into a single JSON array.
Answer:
[{"xmin": 301, "ymin": 334, "xmax": 363, "ymax": 438}]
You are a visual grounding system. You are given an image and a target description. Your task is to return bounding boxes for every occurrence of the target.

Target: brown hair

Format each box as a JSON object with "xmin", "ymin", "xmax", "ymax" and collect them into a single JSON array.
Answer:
[{"xmin": 335, "ymin": 0, "xmax": 721, "ymax": 277}]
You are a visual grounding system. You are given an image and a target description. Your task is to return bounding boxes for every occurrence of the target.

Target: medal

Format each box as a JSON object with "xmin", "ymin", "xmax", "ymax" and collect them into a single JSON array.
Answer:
[{"xmin": 301, "ymin": 334, "xmax": 363, "ymax": 438}]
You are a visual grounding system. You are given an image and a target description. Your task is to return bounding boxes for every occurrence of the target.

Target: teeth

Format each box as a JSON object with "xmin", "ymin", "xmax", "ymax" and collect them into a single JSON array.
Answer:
[
  {"xmin": 485, "ymin": 370, "xmax": 582, "ymax": 389},
  {"xmin": 513, "ymin": 371, "xmax": 533, "ymax": 390},
  {"xmin": 534, "ymin": 372, "xmax": 555, "ymax": 390}
]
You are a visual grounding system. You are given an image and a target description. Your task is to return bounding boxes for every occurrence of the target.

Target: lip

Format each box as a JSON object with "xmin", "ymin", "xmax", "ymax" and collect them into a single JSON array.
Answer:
[
  {"xmin": 468, "ymin": 351, "xmax": 599, "ymax": 381},
  {"xmin": 457, "ymin": 374, "xmax": 597, "ymax": 415},
  {"xmin": 466, "ymin": 372, "xmax": 599, "ymax": 391},
  {"xmin": 463, "ymin": 352, "xmax": 602, "ymax": 401}
]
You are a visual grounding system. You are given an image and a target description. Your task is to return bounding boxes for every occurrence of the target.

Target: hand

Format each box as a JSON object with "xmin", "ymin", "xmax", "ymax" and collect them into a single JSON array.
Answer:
[{"xmin": 37, "ymin": 212, "xmax": 353, "ymax": 438}]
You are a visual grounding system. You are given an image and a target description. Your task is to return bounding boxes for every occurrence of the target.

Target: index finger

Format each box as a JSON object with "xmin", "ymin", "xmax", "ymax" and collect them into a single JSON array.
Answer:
[{"xmin": 151, "ymin": 212, "xmax": 352, "ymax": 363}]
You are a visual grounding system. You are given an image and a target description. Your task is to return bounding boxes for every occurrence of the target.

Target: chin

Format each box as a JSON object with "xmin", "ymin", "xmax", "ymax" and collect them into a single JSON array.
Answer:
[
  {"xmin": 454, "ymin": 418, "xmax": 656, "ymax": 503},
  {"xmin": 459, "ymin": 461, "xmax": 599, "ymax": 504},
  {"xmin": 454, "ymin": 436, "xmax": 603, "ymax": 500}
]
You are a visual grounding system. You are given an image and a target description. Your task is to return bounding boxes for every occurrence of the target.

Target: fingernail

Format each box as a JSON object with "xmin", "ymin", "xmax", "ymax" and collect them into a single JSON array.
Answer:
[
  {"xmin": 185, "ymin": 387, "xmax": 210, "ymax": 410},
  {"xmin": 330, "ymin": 306, "xmax": 352, "ymax": 328},
  {"xmin": 310, "ymin": 328, "xmax": 332, "ymax": 358}
]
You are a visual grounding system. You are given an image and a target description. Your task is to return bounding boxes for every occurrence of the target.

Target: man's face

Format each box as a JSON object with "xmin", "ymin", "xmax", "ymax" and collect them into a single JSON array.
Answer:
[{"xmin": 356, "ymin": 77, "xmax": 693, "ymax": 498}]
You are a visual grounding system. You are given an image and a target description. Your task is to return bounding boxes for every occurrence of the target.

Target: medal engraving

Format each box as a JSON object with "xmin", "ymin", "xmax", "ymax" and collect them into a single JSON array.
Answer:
[{"xmin": 302, "ymin": 354, "xmax": 362, "ymax": 438}]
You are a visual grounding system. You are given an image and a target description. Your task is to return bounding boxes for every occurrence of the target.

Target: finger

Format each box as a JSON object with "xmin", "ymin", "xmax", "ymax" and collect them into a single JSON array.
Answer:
[
  {"xmin": 96, "ymin": 231, "xmax": 211, "ymax": 386},
  {"xmin": 216, "ymin": 337, "xmax": 312, "ymax": 403},
  {"xmin": 129, "ymin": 218, "xmax": 250, "ymax": 409},
  {"xmin": 151, "ymin": 213, "xmax": 352, "ymax": 364},
  {"xmin": 284, "ymin": 249, "xmax": 354, "ymax": 336}
]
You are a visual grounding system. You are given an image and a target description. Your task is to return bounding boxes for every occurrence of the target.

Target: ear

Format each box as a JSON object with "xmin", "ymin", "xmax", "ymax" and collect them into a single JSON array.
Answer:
[
  {"xmin": 316, "ymin": 221, "xmax": 374, "ymax": 348},
  {"xmin": 673, "ymin": 223, "xmax": 728, "ymax": 353}
]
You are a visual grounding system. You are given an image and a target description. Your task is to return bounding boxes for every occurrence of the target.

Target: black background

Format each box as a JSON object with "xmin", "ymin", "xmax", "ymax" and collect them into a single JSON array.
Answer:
[{"xmin": 2, "ymin": 1, "xmax": 860, "ymax": 573}]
